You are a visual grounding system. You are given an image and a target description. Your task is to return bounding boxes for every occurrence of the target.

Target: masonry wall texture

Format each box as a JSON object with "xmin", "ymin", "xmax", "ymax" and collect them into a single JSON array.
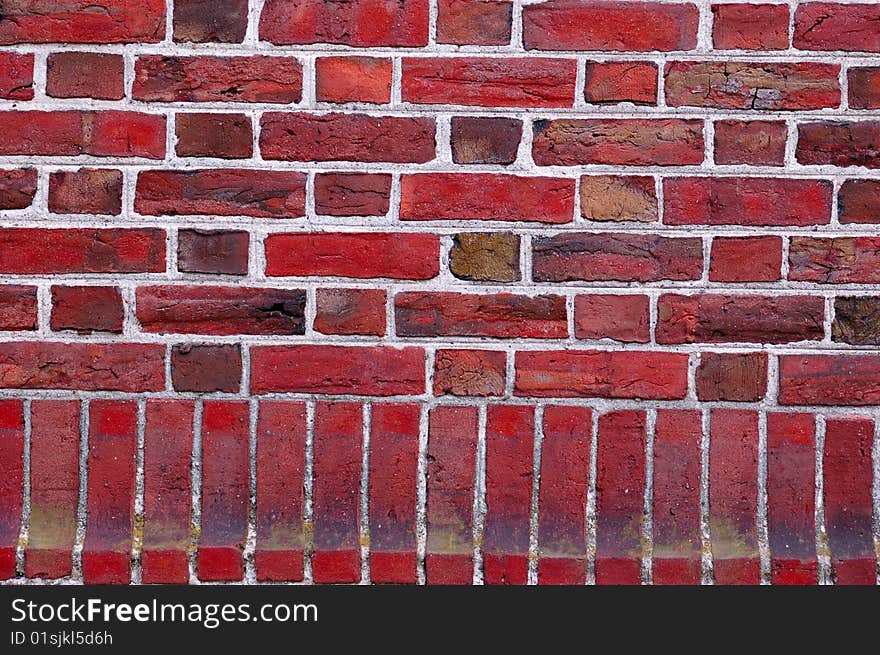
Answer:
[{"xmin": 0, "ymin": 0, "xmax": 878, "ymax": 587}]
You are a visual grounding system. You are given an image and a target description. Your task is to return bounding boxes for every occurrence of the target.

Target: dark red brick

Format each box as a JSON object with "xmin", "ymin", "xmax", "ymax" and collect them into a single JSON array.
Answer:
[
  {"xmin": 46, "ymin": 52, "xmax": 124, "ymax": 100},
  {"xmin": 797, "ymin": 121, "xmax": 880, "ymax": 168},
  {"xmin": 848, "ymin": 67, "xmax": 880, "ymax": 109},
  {"xmin": 780, "ymin": 354, "xmax": 880, "ymax": 406},
  {"xmin": 839, "ymin": 180, "xmax": 880, "ymax": 224},
  {"xmin": 314, "ymin": 288, "xmax": 386, "ymax": 337},
  {"xmin": 50, "ymin": 286, "xmax": 124, "ymax": 334},
  {"xmin": 0, "ymin": 52, "xmax": 33, "ymax": 99},
  {"xmin": 49, "ymin": 169, "xmax": 123, "ymax": 216},
  {"xmin": 450, "ymin": 117, "xmax": 522, "ymax": 165},
  {"xmin": 0, "ymin": 169, "xmax": 36, "ymax": 210},
  {"xmin": 175, "ymin": 113, "xmax": 253, "ymax": 159},
  {"xmin": 696, "ymin": 352, "xmax": 768, "ymax": 402},
  {"xmin": 314, "ymin": 173, "xmax": 392, "ymax": 217},
  {"xmin": 177, "ymin": 230, "xmax": 249, "ymax": 276},
  {"xmin": 174, "ymin": 0, "xmax": 248, "ymax": 43},
  {"xmin": 713, "ymin": 120, "xmax": 787, "ymax": 166},
  {"xmin": 709, "ymin": 236, "xmax": 782, "ymax": 282},
  {"xmin": 171, "ymin": 344, "xmax": 242, "ymax": 393},
  {"xmin": 0, "ymin": 400, "xmax": 23, "ymax": 580},
  {"xmin": 0, "ymin": 286, "xmax": 37, "ymax": 331}
]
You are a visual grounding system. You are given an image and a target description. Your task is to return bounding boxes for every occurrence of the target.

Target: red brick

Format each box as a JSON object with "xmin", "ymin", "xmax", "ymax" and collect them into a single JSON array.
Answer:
[
  {"xmin": 533, "ymin": 118, "xmax": 704, "ymax": 166},
  {"xmin": 0, "ymin": 111, "xmax": 165, "ymax": 158},
  {"xmin": 46, "ymin": 52, "xmax": 124, "ymax": 100},
  {"xmin": 709, "ymin": 409, "xmax": 759, "ymax": 585},
  {"xmin": 797, "ymin": 121, "xmax": 880, "ymax": 168},
  {"xmin": 255, "ymin": 401, "xmax": 306, "ymax": 582},
  {"xmin": 136, "ymin": 286, "xmax": 305, "ymax": 336},
  {"xmin": 482, "ymin": 406, "xmax": 533, "ymax": 586},
  {"xmin": 839, "ymin": 180, "xmax": 880, "ymax": 224},
  {"xmin": 0, "ymin": 52, "xmax": 33, "ymax": 99},
  {"xmin": 823, "ymin": 416, "xmax": 876, "ymax": 585},
  {"xmin": 537, "ymin": 406, "xmax": 591, "ymax": 585},
  {"xmin": 780, "ymin": 354, "xmax": 880, "ymax": 406},
  {"xmin": 450, "ymin": 117, "xmax": 522, "ymax": 165},
  {"xmin": 48, "ymin": 169, "xmax": 123, "ymax": 216},
  {"xmin": 433, "ymin": 349, "xmax": 506, "ymax": 397},
  {"xmin": 171, "ymin": 344, "xmax": 242, "ymax": 394},
  {"xmin": 0, "ymin": 169, "xmax": 36, "ymax": 209},
  {"xmin": 400, "ymin": 173, "xmax": 574, "ymax": 223},
  {"xmin": 369, "ymin": 403, "xmax": 419, "ymax": 584},
  {"xmin": 653, "ymin": 410, "xmax": 702, "ymax": 585},
  {"xmin": 312, "ymin": 402, "xmax": 362, "ymax": 584},
  {"xmin": 177, "ymin": 230, "xmax": 249, "ymax": 276},
  {"xmin": 142, "ymin": 400, "xmax": 194, "ymax": 584},
  {"xmin": 402, "ymin": 57, "xmax": 576, "ymax": 108},
  {"xmin": 0, "ymin": 342, "xmax": 164, "ymax": 392},
  {"xmin": 82, "ymin": 401, "xmax": 136, "ymax": 584},
  {"xmin": 523, "ymin": 0, "xmax": 698, "ymax": 51},
  {"xmin": 426, "ymin": 406, "xmax": 477, "ymax": 585},
  {"xmin": 848, "ymin": 67, "xmax": 880, "ymax": 109},
  {"xmin": 696, "ymin": 352, "xmax": 768, "ymax": 403},
  {"xmin": 0, "ymin": 286, "xmax": 37, "ymax": 331},
  {"xmin": 713, "ymin": 3, "xmax": 789, "ymax": 50},
  {"xmin": 251, "ymin": 345, "xmax": 426, "ymax": 396},
  {"xmin": 260, "ymin": 0, "xmax": 429, "ymax": 46},
  {"xmin": 515, "ymin": 350, "xmax": 689, "ymax": 400},
  {"xmin": 175, "ymin": 113, "xmax": 253, "ymax": 159},
  {"xmin": 795, "ymin": 3, "xmax": 880, "ymax": 52},
  {"xmin": 596, "ymin": 410, "xmax": 645, "ymax": 585},
  {"xmin": 136, "ymin": 170, "xmax": 306, "ymax": 218},
  {"xmin": 709, "ymin": 236, "xmax": 782, "ymax": 282},
  {"xmin": 314, "ymin": 288, "xmax": 386, "ymax": 337},
  {"xmin": 713, "ymin": 120, "xmax": 787, "ymax": 166},
  {"xmin": 315, "ymin": 57, "xmax": 392, "ymax": 104},
  {"xmin": 533, "ymin": 233, "xmax": 702, "ymax": 282},
  {"xmin": 260, "ymin": 113, "xmax": 435, "ymax": 163},
  {"xmin": 584, "ymin": 61, "xmax": 658, "ymax": 105},
  {"xmin": 0, "ymin": 0, "xmax": 166, "ymax": 44},
  {"xmin": 134, "ymin": 56, "xmax": 302, "ymax": 103},
  {"xmin": 767, "ymin": 412, "xmax": 817, "ymax": 585},
  {"xmin": 265, "ymin": 232, "xmax": 439, "ymax": 280},
  {"xmin": 789, "ymin": 237, "xmax": 880, "ymax": 284},
  {"xmin": 50, "ymin": 286, "xmax": 124, "ymax": 334},
  {"xmin": 657, "ymin": 294, "xmax": 824, "ymax": 345},
  {"xmin": 437, "ymin": 0, "xmax": 512, "ymax": 45},
  {"xmin": 25, "ymin": 401, "xmax": 79, "ymax": 579},
  {"xmin": 574, "ymin": 294, "xmax": 650, "ymax": 343},
  {"xmin": 0, "ymin": 228, "xmax": 165, "ymax": 274},
  {"xmin": 0, "ymin": 400, "xmax": 23, "ymax": 580},
  {"xmin": 395, "ymin": 291, "xmax": 567, "ymax": 339},
  {"xmin": 314, "ymin": 173, "xmax": 392, "ymax": 217},
  {"xmin": 174, "ymin": 0, "xmax": 248, "ymax": 43},
  {"xmin": 664, "ymin": 178, "xmax": 832, "ymax": 226},
  {"xmin": 198, "ymin": 401, "xmax": 248, "ymax": 582}
]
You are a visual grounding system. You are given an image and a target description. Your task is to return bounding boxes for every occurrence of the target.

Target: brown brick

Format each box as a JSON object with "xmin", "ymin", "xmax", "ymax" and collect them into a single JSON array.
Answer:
[
  {"xmin": 173, "ymin": 0, "xmax": 248, "ymax": 43},
  {"xmin": 433, "ymin": 349, "xmax": 506, "ymax": 396},
  {"xmin": 449, "ymin": 233, "xmax": 520, "ymax": 283},
  {"xmin": 437, "ymin": 0, "xmax": 512, "ymax": 45},
  {"xmin": 580, "ymin": 176, "xmax": 657, "ymax": 223},
  {"xmin": 48, "ymin": 169, "xmax": 122, "ymax": 216},
  {"xmin": 175, "ymin": 113, "xmax": 253, "ymax": 159},
  {"xmin": 177, "ymin": 230, "xmax": 249, "ymax": 276},
  {"xmin": 46, "ymin": 52, "xmax": 124, "ymax": 100},
  {"xmin": 171, "ymin": 344, "xmax": 242, "ymax": 392},
  {"xmin": 832, "ymin": 297, "xmax": 880, "ymax": 345},
  {"xmin": 697, "ymin": 353, "xmax": 769, "ymax": 402},
  {"xmin": 451, "ymin": 116, "xmax": 522, "ymax": 165},
  {"xmin": 314, "ymin": 289, "xmax": 386, "ymax": 336}
]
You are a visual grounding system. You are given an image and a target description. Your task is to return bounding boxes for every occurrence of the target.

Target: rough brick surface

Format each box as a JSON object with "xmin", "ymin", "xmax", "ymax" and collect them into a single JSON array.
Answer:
[
  {"xmin": 0, "ymin": 401, "xmax": 24, "ymax": 580},
  {"xmin": 46, "ymin": 52, "xmax": 124, "ymax": 100}
]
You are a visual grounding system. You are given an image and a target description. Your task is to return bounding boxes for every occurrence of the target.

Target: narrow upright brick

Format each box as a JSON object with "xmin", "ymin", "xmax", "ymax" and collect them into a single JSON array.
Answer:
[
  {"xmin": 426, "ymin": 406, "xmax": 477, "ymax": 584},
  {"xmin": 653, "ymin": 410, "xmax": 702, "ymax": 585},
  {"xmin": 174, "ymin": 0, "xmax": 248, "ymax": 43},
  {"xmin": 82, "ymin": 401, "xmax": 136, "ymax": 584},
  {"xmin": 709, "ymin": 410, "xmax": 759, "ymax": 585},
  {"xmin": 255, "ymin": 402, "xmax": 306, "ymax": 582},
  {"xmin": 198, "ymin": 401, "xmax": 249, "ymax": 582},
  {"xmin": 46, "ymin": 52, "xmax": 124, "ymax": 100},
  {"xmin": 824, "ymin": 417, "xmax": 876, "ymax": 585},
  {"xmin": 538, "ymin": 406, "xmax": 591, "ymax": 585},
  {"xmin": 437, "ymin": 0, "xmax": 512, "ymax": 45},
  {"xmin": 369, "ymin": 404, "xmax": 419, "ymax": 583},
  {"xmin": 596, "ymin": 410, "xmax": 646, "ymax": 585},
  {"xmin": 767, "ymin": 413, "xmax": 817, "ymax": 585},
  {"xmin": 142, "ymin": 400, "xmax": 194, "ymax": 584},
  {"xmin": 0, "ymin": 401, "xmax": 23, "ymax": 579},
  {"xmin": 312, "ymin": 403, "xmax": 362, "ymax": 584}
]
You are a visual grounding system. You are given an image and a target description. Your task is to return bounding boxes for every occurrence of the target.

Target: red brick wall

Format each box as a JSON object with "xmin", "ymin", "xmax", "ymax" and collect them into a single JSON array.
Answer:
[{"xmin": 0, "ymin": 0, "xmax": 878, "ymax": 585}]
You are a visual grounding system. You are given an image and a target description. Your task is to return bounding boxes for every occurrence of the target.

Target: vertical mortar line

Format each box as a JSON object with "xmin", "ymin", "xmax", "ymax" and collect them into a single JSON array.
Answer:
[
  {"xmin": 435, "ymin": 115, "xmax": 452, "ymax": 164},
  {"xmin": 240, "ymin": 343, "xmax": 251, "ymax": 397},
  {"xmin": 511, "ymin": 0, "xmax": 524, "ymax": 50},
  {"xmin": 815, "ymin": 414, "xmax": 831, "ymax": 585},
  {"xmin": 388, "ymin": 173, "xmax": 402, "ymax": 221},
  {"xmin": 516, "ymin": 115, "xmax": 534, "ymax": 168},
  {"xmin": 780, "ymin": 234, "xmax": 791, "ymax": 280},
  {"xmin": 428, "ymin": 0, "xmax": 438, "ymax": 46},
  {"xmin": 765, "ymin": 352, "xmax": 780, "ymax": 408},
  {"xmin": 829, "ymin": 177, "xmax": 841, "ymax": 227},
  {"xmin": 839, "ymin": 61, "xmax": 849, "ymax": 112},
  {"xmin": 302, "ymin": 53, "xmax": 316, "ymax": 109},
  {"xmin": 701, "ymin": 234, "xmax": 712, "ymax": 283},
  {"xmin": 520, "ymin": 233, "xmax": 532, "ymax": 283},
  {"xmin": 572, "ymin": 173, "xmax": 582, "ymax": 223},
  {"xmin": 189, "ymin": 399, "xmax": 203, "ymax": 584},
  {"xmin": 244, "ymin": 398, "xmax": 259, "ymax": 583},
  {"xmin": 303, "ymin": 400, "xmax": 315, "ymax": 584},
  {"xmin": 642, "ymin": 408, "xmax": 655, "ymax": 585},
  {"xmin": 585, "ymin": 406, "xmax": 599, "ymax": 585},
  {"xmin": 164, "ymin": 344, "xmax": 174, "ymax": 393},
  {"xmin": 73, "ymin": 399, "xmax": 90, "ymax": 581},
  {"xmin": 527, "ymin": 403, "xmax": 544, "ymax": 585},
  {"xmin": 304, "ymin": 287, "xmax": 317, "ymax": 338},
  {"xmin": 573, "ymin": 57, "xmax": 586, "ymax": 112},
  {"xmin": 823, "ymin": 295, "xmax": 835, "ymax": 344},
  {"xmin": 655, "ymin": 56, "xmax": 666, "ymax": 109},
  {"xmin": 385, "ymin": 285, "xmax": 397, "ymax": 340},
  {"xmin": 166, "ymin": 110, "xmax": 177, "ymax": 163},
  {"xmin": 391, "ymin": 57, "xmax": 403, "ymax": 108},
  {"xmin": 32, "ymin": 50, "xmax": 48, "ymax": 101},
  {"xmin": 757, "ymin": 410, "xmax": 771, "ymax": 585},
  {"xmin": 131, "ymin": 398, "xmax": 146, "ymax": 585},
  {"xmin": 15, "ymin": 398, "xmax": 32, "ymax": 577},
  {"xmin": 687, "ymin": 352, "xmax": 700, "ymax": 401},
  {"xmin": 505, "ymin": 350, "xmax": 516, "ymax": 398},
  {"xmin": 120, "ymin": 285, "xmax": 139, "ymax": 338},
  {"xmin": 247, "ymin": 0, "xmax": 263, "ymax": 44},
  {"xmin": 472, "ymin": 403, "xmax": 488, "ymax": 585},
  {"xmin": 415, "ymin": 402, "xmax": 429, "ymax": 585},
  {"xmin": 167, "ymin": 225, "xmax": 179, "ymax": 276},
  {"xmin": 700, "ymin": 407, "xmax": 713, "ymax": 585},
  {"xmin": 36, "ymin": 167, "xmax": 50, "ymax": 219},
  {"xmin": 784, "ymin": 119, "xmax": 798, "ymax": 168},
  {"xmin": 703, "ymin": 118, "xmax": 715, "ymax": 167},
  {"xmin": 36, "ymin": 285, "xmax": 51, "ymax": 335},
  {"xmin": 655, "ymin": 173, "xmax": 664, "ymax": 224},
  {"xmin": 165, "ymin": 0, "xmax": 175, "ymax": 43},
  {"xmin": 304, "ymin": 170, "xmax": 316, "ymax": 219},
  {"xmin": 360, "ymin": 402, "xmax": 372, "ymax": 584},
  {"xmin": 123, "ymin": 48, "xmax": 135, "ymax": 101},
  {"xmin": 696, "ymin": 0, "xmax": 714, "ymax": 52},
  {"xmin": 566, "ymin": 293, "xmax": 576, "ymax": 343}
]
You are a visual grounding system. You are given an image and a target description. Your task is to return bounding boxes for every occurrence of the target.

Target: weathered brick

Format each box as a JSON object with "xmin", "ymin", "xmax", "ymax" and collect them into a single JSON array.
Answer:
[
  {"xmin": 251, "ymin": 345, "xmax": 426, "ymax": 396},
  {"xmin": 0, "ymin": 169, "xmax": 36, "ymax": 209},
  {"xmin": 537, "ymin": 406, "xmax": 591, "ymax": 585},
  {"xmin": 848, "ymin": 67, "xmax": 880, "ymax": 109},
  {"xmin": 515, "ymin": 350, "xmax": 689, "ymax": 399},
  {"xmin": 709, "ymin": 236, "xmax": 783, "ymax": 282},
  {"xmin": 171, "ymin": 344, "xmax": 242, "ymax": 393},
  {"xmin": 0, "ymin": 52, "xmax": 33, "ymax": 99},
  {"xmin": 574, "ymin": 294, "xmax": 650, "ymax": 343},
  {"xmin": 312, "ymin": 402, "xmax": 362, "ymax": 584},
  {"xmin": 134, "ymin": 56, "xmax": 302, "ymax": 103},
  {"xmin": 50, "ymin": 286, "xmax": 124, "ymax": 334},
  {"xmin": 780, "ymin": 354, "xmax": 880, "ymax": 406},
  {"xmin": 177, "ymin": 230, "xmax": 249, "ymax": 276},
  {"xmin": 48, "ymin": 169, "xmax": 123, "ymax": 216},
  {"xmin": 260, "ymin": 113, "xmax": 435, "ymax": 163},
  {"xmin": 796, "ymin": 121, "xmax": 880, "ymax": 168},
  {"xmin": 0, "ymin": 401, "xmax": 23, "ymax": 580},
  {"xmin": 450, "ymin": 117, "xmax": 522, "ymax": 165},
  {"xmin": 137, "ymin": 286, "xmax": 306, "ymax": 336},
  {"xmin": 584, "ymin": 61, "xmax": 658, "ymax": 105},
  {"xmin": 533, "ymin": 118, "xmax": 704, "ymax": 166},
  {"xmin": 580, "ymin": 176, "xmax": 657, "ymax": 223},
  {"xmin": 449, "ymin": 233, "xmax": 520, "ymax": 283},
  {"xmin": 533, "ymin": 233, "xmax": 702, "ymax": 282},
  {"xmin": 175, "ymin": 113, "xmax": 253, "ymax": 159},
  {"xmin": 136, "ymin": 170, "xmax": 306, "ymax": 218},
  {"xmin": 314, "ymin": 173, "xmax": 392, "ymax": 217},
  {"xmin": 370, "ymin": 403, "xmax": 419, "ymax": 583},
  {"xmin": 46, "ymin": 52, "xmax": 123, "ymax": 100},
  {"xmin": 315, "ymin": 57, "xmax": 392, "ymax": 104},
  {"xmin": 789, "ymin": 236, "xmax": 880, "ymax": 284},
  {"xmin": 838, "ymin": 180, "xmax": 880, "ymax": 224},
  {"xmin": 709, "ymin": 409, "xmax": 760, "ymax": 585},
  {"xmin": 713, "ymin": 120, "xmax": 787, "ymax": 166},
  {"xmin": 596, "ymin": 410, "xmax": 645, "ymax": 585},
  {"xmin": 395, "ymin": 292, "xmax": 567, "ymax": 339},
  {"xmin": 174, "ymin": 0, "xmax": 248, "ymax": 43},
  {"xmin": 314, "ymin": 288, "xmax": 386, "ymax": 337},
  {"xmin": 437, "ymin": 0, "xmax": 512, "ymax": 45},
  {"xmin": 713, "ymin": 3, "xmax": 789, "ymax": 50},
  {"xmin": 696, "ymin": 352, "xmax": 768, "ymax": 402},
  {"xmin": 0, "ymin": 286, "xmax": 37, "ymax": 331},
  {"xmin": 832, "ymin": 297, "xmax": 880, "ymax": 346},
  {"xmin": 794, "ymin": 2, "xmax": 880, "ymax": 52},
  {"xmin": 433, "ymin": 349, "xmax": 506, "ymax": 397}
]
